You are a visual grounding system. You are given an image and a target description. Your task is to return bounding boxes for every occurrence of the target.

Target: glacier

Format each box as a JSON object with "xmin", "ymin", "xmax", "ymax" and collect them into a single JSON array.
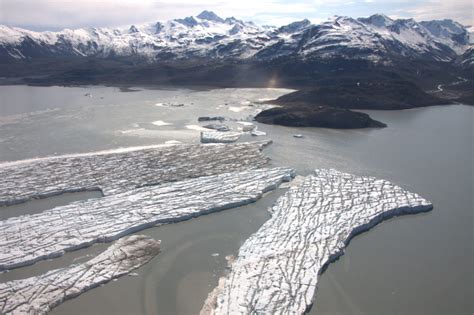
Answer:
[
  {"xmin": 0, "ymin": 235, "xmax": 161, "ymax": 314},
  {"xmin": 201, "ymin": 169, "xmax": 433, "ymax": 314}
]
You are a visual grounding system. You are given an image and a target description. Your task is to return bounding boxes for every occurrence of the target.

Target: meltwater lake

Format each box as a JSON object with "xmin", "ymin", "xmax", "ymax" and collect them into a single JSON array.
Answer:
[{"xmin": 0, "ymin": 85, "xmax": 472, "ymax": 315}]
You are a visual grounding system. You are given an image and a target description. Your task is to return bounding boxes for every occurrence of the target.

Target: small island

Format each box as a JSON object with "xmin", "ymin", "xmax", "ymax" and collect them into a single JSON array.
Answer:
[{"xmin": 255, "ymin": 106, "xmax": 386, "ymax": 129}]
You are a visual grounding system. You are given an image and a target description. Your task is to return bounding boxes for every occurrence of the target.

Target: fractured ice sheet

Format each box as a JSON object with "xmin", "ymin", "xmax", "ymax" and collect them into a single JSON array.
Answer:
[
  {"xmin": 0, "ymin": 141, "xmax": 270, "ymax": 206},
  {"xmin": 0, "ymin": 167, "xmax": 294, "ymax": 270},
  {"xmin": 0, "ymin": 235, "xmax": 160, "ymax": 314},
  {"xmin": 202, "ymin": 169, "xmax": 433, "ymax": 315}
]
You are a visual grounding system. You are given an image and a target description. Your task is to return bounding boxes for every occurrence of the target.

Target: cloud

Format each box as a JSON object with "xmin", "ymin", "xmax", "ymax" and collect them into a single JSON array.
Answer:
[
  {"xmin": 0, "ymin": 0, "xmax": 334, "ymax": 29},
  {"xmin": 0, "ymin": 0, "xmax": 471, "ymax": 30},
  {"xmin": 395, "ymin": 0, "xmax": 473, "ymax": 25}
]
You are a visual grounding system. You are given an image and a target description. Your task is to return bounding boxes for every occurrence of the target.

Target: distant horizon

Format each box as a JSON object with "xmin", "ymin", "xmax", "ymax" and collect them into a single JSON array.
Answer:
[{"xmin": 0, "ymin": 0, "xmax": 472, "ymax": 31}]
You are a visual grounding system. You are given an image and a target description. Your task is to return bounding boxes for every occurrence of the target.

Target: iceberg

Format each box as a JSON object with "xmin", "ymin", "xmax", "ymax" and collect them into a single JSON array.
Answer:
[
  {"xmin": 0, "ymin": 235, "xmax": 160, "ymax": 314},
  {"xmin": 251, "ymin": 129, "xmax": 267, "ymax": 136},
  {"xmin": 203, "ymin": 124, "xmax": 231, "ymax": 132},
  {"xmin": 151, "ymin": 120, "xmax": 172, "ymax": 126},
  {"xmin": 0, "ymin": 141, "xmax": 271, "ymax": 206},
  {"xmin": 0, "ymin": 167, "xmax": 294, "ymax": 270},
  {"xmin": 202, "ymin": 169, "xmax": 433, "ymax": 314},
  {"xmin": 200, "ymin": 131, "xmax": 242, "ymax": 143},
  {"xmin": 236, "ymin": 121, "xmax": 256, "ymax": 132}
]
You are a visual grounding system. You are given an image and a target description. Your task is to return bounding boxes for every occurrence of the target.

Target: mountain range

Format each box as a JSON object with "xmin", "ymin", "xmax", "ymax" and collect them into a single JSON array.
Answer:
[{"xmin": 0, "ymin": 11, "xmax": 472, "ymax": 67}]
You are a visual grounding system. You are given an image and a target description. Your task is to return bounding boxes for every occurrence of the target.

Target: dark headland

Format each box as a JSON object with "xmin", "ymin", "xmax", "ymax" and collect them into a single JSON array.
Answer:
[{"xmin": 255, "ymin": 79, "xmax": 454, "ymax": 128}]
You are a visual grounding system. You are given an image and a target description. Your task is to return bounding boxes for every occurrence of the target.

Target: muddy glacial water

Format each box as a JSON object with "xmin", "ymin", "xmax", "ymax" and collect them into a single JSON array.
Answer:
[{"xmin": 0, "ymin": 85, "xmax": 472, "ymax": 315}]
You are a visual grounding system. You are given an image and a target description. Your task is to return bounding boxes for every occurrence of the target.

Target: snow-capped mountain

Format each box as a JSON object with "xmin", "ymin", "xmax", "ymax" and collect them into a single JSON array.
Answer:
[{"xmin": 0, "ymin": 11, "xmax": 471, "ymax": 65}]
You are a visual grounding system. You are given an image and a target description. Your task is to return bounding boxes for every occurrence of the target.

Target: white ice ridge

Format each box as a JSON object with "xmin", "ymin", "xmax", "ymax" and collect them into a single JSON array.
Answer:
[
  {"xmin": 0, "ymin": 141, "xmax": 270, "ymax": 206},
  {"xmin": 0, "ymin": 167, "xmax": 294, "ymax": 271},
  {"xmin": 0, "ymin": 235, "xmax": 161, "ymax": 314},
  {"xmin": 202, "ymin": 169, "xmax": 433, "ymax": 315},
  {"xmin": 201, "ymin": 131, "xmax": 242, "ymax": 143}
]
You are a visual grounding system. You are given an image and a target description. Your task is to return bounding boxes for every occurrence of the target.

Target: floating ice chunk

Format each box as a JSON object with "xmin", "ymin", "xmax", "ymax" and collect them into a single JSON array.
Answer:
[
  {"xmin": 164, "ymin": 140, "xmax": 182, "ymax": 144},
  {"xmin": 119, "ymin": 128, "xmax": 168, "ymax": 138},
  {"xmin": 155, "ymin": 102, "xmax": 184, "ymax": 107},
  {"xmin": 237, "ymin": 121, "xmax": 256, "ymax": 132},
  {"xmin": 203, "ymin": 124, "xmax": 231, "ymax": 132},
  {"xmin": 0, "ymin": 141, "xmax": 271, "ymax": 205},
  {"xmin": 228, "ymin": 106, "xmax": 246, "ymax": 113},
  {"xmin": 0, "ymin": 167, "xmax": 294, "ymax": 270},
  {"xmin": 200, "ymin": 131, "xmax": 242, "ymax": 143},
  {"xmin": 293, "ymin": 134, "xmax": 304, "ymax": 138},
  {"xmin": 0, "ymin": 235, "xmax": 160, "ymax": 314},
  {"xmin": 120, "ymin": 128, "xmax": 147, "ymax": 134},
  {"xmin": 202, "ymin": 169, "xmax": 433, "ymax": 315},
  {"xmin": 152, "ymin": 120, "xmax": 172, "ymax": 126},
  {"xmin": 236, "ymin": 121, "xmax": 254, "ymax": 126},
  {"xmin": 186, "ymin": 124, "xmax": 209, "ymax": 131},
  {"xmin": 251, "ymin": 129, "xmax": 267, "ymax": 136}
]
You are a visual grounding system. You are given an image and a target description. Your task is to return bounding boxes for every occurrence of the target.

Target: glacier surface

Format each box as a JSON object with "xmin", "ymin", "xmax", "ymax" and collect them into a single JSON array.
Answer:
[
  {"xmin": 0, "ymin": 141, "xmax": 270, "ymax": 206},
  {"xmin": 0, "ymin": 167, "xmax": 294, "ymax": 270},
  {"xmin": 0, "ymin": 235, "xmax": 160, "ymax": 314},
  {"xmin": 201, "ymin": 169, "xmax": 433, "ymax": 314}
]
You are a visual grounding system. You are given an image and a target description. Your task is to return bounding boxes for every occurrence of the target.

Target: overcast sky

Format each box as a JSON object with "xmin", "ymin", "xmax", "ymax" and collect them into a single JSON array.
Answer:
[{"xmin": 0, "ymin": 0, "xmax": 472, "ymax": 31}]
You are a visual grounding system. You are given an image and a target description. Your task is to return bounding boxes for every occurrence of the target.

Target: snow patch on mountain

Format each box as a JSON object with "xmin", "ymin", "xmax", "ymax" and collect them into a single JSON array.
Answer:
[{"xmin": 0, "ymin": 11, "xmax": 470, "ymax": 63}]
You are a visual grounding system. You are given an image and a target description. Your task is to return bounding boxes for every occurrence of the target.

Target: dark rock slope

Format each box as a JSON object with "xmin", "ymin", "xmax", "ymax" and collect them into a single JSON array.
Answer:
[{"xmin": 269, "ymin": 80, "xmax": 450, "ymax": 110}]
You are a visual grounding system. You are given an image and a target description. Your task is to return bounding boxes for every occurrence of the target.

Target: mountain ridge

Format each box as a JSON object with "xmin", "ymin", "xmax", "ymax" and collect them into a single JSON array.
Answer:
[{"xmin": 0, "ymin": 11, "xmax": 471, "ymax": 66}]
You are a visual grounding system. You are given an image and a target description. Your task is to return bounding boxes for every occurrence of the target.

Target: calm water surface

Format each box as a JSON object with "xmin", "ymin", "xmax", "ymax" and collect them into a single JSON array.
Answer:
[{"xmin": 0, "ymin": 85, "xmax": 472, "ymax": 315}]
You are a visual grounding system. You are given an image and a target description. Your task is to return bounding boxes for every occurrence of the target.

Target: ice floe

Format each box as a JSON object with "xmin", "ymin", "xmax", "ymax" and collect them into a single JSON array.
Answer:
[
  {"xmin": 164, "ymin": 140, "xmax": 183, "ymax": 144},
  {"xmin": 186, "ymin": 124, "xmax": 210, "ymax": 131},
  {"xmin": 152, "ymin": 120, "xmax": 172, "ymax": 126},
  {"xmin": 228, "ymin": 106, "xmax": 246, "ymax": 113},
  {"xmin": 0, "ymin": 167, "xmax": 294, "ymax": 270},
  {"xmin": 202, "ymin": 169, "xmax": 433, "ymax": 314},
  {"xmin": 0, "ymin": 141, "xmax": 271, "ymax": 206},
  {"xmin": 0, "ymin": 235, "xmax": 160, "ymax": 314},
  {"xmin": 236, "ymin": 121, "xmax": 256, "ymax": 132},
  {"xmin": 155, "ymin": 102, "xmax": 184, "ymax": 107},
  {"xmin": 203, "ymin": 124, "xmax": 231, "ymax": 132},
  {"xmin": 251, "ymin": 129, "xmax": 267, "ymax": 136},
  {"xmin": 200, "ymin": 131, "xmax": 242, "ymax": 143}
]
